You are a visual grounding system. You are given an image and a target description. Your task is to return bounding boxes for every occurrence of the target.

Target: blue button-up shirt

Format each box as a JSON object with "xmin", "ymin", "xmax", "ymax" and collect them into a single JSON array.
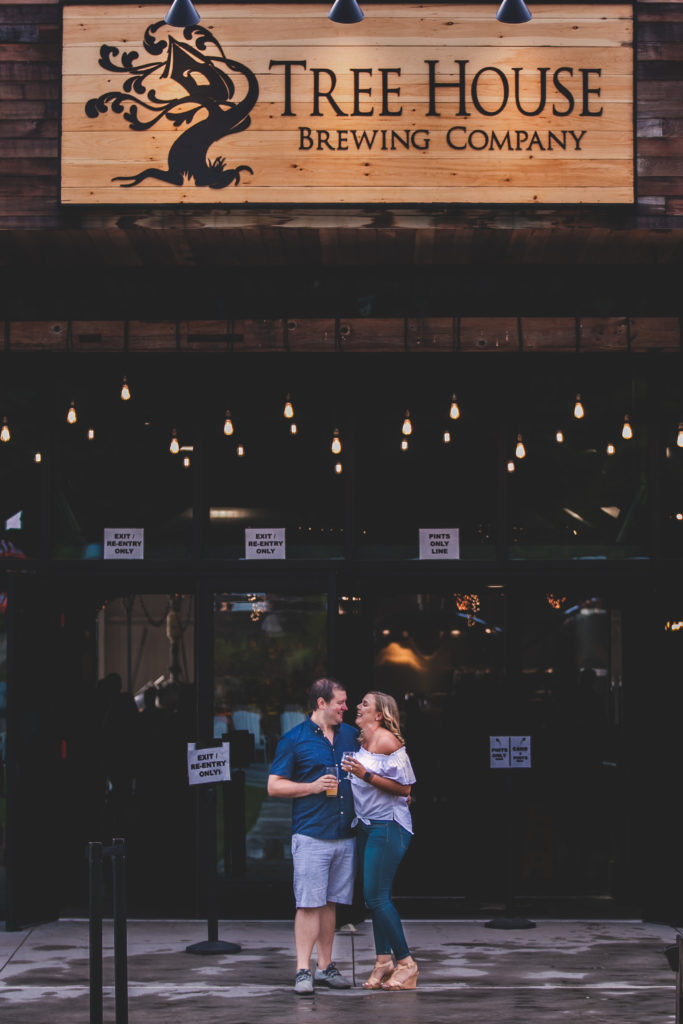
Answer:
[{"xmin": 270, "ymin": 717, "xmax": 360, "ymax": 840}]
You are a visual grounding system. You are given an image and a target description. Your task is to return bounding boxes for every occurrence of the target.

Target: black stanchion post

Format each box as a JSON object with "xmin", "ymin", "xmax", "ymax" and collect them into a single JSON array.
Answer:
[
  {"xmin": 677, "ymin": 933, "xmax": 682, "ymax": 1024},
  {"xmin": 224, "ymin": 769, "xmax": 247, "ymax": 878},
  {"xmin": 112, "ymin": 838, "xmax": 129, "ymax": 1024},
  {"xmin": 186, "ymin": 781, "xmax": 241, "ymax": 954},
  {"xmin": 88, "ymin": 841, "xmax": 103, "ymax": 1024}
]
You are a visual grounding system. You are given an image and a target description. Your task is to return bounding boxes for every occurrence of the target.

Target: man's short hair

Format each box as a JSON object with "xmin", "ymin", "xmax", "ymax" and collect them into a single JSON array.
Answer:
[{"xmin": 308, "ymin": 677, "xmax": 344, "ymax": 712}]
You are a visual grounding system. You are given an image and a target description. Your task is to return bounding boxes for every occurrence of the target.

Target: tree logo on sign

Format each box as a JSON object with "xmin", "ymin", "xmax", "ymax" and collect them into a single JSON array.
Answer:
[{"xmin": 85, "ymin": 22, "xmax": 259, "ymax": 190}]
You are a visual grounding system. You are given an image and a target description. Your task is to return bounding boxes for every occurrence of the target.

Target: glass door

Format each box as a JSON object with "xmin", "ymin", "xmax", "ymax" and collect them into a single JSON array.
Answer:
[{"xmin": 212, "ymin": 588, "xmax": 328, "ymax": 916}]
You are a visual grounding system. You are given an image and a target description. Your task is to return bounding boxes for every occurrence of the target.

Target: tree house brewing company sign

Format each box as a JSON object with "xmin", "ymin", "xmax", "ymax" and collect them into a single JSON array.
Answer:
[{"xmin": 61, "ymin": 4, "xmax": 633, "ymax": 205}]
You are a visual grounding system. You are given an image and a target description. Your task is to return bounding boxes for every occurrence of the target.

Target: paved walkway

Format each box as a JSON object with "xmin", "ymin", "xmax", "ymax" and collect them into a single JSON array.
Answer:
[{"xmin": 0, "ymin": 918, "xmax": 678, "ymax": 1024}]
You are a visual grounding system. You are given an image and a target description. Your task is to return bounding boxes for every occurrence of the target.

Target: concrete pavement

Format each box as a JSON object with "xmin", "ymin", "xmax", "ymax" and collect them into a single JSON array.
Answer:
[{"xmin": 0, "ymin": 917, "xmax": 679, "ymax": 1024}]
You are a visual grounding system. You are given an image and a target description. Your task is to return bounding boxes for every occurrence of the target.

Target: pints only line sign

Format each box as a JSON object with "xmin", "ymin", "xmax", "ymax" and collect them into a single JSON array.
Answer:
[{"xmin": 61, "ymin": 4, "xmax": 634, "ymax": 205}]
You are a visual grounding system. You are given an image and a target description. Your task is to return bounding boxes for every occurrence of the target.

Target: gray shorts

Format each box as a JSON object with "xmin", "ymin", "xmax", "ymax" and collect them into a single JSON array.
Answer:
[{"xmin": 291, "ymin": 834, "xmax": 356, "ymax": 908}]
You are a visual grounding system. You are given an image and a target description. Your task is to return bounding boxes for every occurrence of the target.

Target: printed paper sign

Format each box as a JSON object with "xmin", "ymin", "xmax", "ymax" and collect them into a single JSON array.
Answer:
[
  {"xmin": 490, "ymin": 736, "xmax": 532, "ymax": 768},
  {"xmin": 103, "ymin": 528, "xmax": 144, "ymax": 559},
  {"xmin": 419, "ymin": 528, "xmax": 460, "ymax": 560},
  {"xmin": 510, "ymin": 736, "xmax": 532, "ymax": 768},
  {"xmin": 489, "ymin": 736, "xmax": 510, "ymax": 768},
  {"xmin": 187, "ymin": 742, "xmax": 231, "ymax": 785},
  {"xmin": 245, "ymin": 528, "xmax": 286, "ymax": 560}
]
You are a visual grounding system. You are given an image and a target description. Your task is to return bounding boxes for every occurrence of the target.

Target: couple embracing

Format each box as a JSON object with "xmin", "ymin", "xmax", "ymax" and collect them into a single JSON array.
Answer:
[{"xmin": 267, "ymin": 677, "xmax": 418, "ymax": 994}]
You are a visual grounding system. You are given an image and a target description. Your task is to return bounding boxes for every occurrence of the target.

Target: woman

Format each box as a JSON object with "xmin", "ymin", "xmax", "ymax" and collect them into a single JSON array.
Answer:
[{"xmin": 342, "ymin": 691, "xmax": 418, "ymax": 991}]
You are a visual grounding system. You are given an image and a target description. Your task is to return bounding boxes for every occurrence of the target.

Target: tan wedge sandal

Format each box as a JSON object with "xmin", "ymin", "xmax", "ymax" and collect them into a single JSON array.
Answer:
[
  {"xmin": 362, "ymin": 958, "xmax": 396, "ymax": 990},
  {"xmin": 380, "ymin": 958, "xmax": 418, "ymax": 990}
]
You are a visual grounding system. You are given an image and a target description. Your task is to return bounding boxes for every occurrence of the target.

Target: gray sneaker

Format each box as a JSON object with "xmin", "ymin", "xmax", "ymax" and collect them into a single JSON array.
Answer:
[
  {"xmin": 314, "ymin": 962, "xmax": 351, "ymax": 989},
  {"xmin": 294, "ymin": 968, "xmax": 314, "ymax": 995}
]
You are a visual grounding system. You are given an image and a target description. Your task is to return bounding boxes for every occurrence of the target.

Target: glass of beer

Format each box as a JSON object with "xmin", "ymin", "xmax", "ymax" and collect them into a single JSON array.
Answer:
[{"xmin": 325, "ymin": 764, "xmax": 339, "ymax": 797}]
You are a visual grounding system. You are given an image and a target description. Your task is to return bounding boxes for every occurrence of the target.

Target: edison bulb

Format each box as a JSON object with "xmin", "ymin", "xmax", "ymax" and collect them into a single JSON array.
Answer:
[
  {"xmin": 555, "ymin": 430, "xmax": 564, "ymax": 444},
  {"xmin": 401, "ymin": 438, "xmax": 409, "ymax": 451},
  {"xmin": 331, "ymin": 428, "xmax": 342, "ymax": 454},
  {"xmin": 34, "ymin": 451, "xmax": 42, "ymax": 463},
  {"xmin": 573, "ymin": 394, "xmax": 584, "ymax": 419},
  {"xmin": 507, "ymin": 460, "xmax": 516, "ymax": 473},
  {"xmin": 237, "ymin": 445, "xmax": 245, "ymax": 457},
  {"xmin": 0, "ymin": 417, "xmax": 9, "ymax": 443},
  {"xmin": 676, "ymin": 423, "xmax": 683, "ymax": 448},
  {"xmin": 283, "ymin": 394, "xmax": 294, "ymax": 419},
  {"xmin": 449, "ymin": 394, "xmax": 460, "ymax": 420},
  {"xmin": 120, "ymin": 376, "xmax": 131, "ymax": 401},
  {"xmin": 515, "ymin": 434, "xmax": 526, "ymax": 459},
  {"xmin": 334, "ymin": 461, "xmax": 343, "ymax": 475},
  {"xmin": 290, "ymin": 421, "xmax": 298, "ymax": 435},
  {"xmin": 443, "ymin": 431, "xmax": 451, "ymax": 444},
  {"xmin": 401, "ymin": 410, "xmax": 412, "ymax": 436},
  {"xmin": 87, "ymin": 428, "xmax": 95, "ymax": 441},
  {"xmin": 223, "ymin": 411, "xmax": 234, "ymax": 436},
  {"xmin": 606, "ymin": 443, "xmax": 615, "ymax": 455},
  {"xmin": 622, "ymin": 415, "xmax": 633, "ymax": 440},
  {"xmin": 170, "ymin": 429, "xmax": 180, "ymax": 455},
  {"xmin": 67, "ymin": 401, "xmax": 77, "ymax": 424}
]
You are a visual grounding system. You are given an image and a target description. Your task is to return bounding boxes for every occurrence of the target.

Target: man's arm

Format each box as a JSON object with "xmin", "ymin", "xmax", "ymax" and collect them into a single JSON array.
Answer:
[{"xmin": 267, "ymin": 773, "xmax": 336, "ymax": 798}]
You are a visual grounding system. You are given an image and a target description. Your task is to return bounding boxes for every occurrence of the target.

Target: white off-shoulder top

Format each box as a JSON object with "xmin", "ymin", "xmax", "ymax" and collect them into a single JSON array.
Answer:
[{"xmin": 349, "ymin": 745, "xmax": 416, "ymax": 835}]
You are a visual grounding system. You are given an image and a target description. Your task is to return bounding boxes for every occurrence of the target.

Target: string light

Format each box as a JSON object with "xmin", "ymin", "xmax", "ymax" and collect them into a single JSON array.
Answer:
[
  {"xmin": 515, "ymin": 433, "xmax": 526, "ymax": 459},
  {"xmin": 401, "ymin": 438, "xmax": 409, "ymax": 451},
  {"xmin": 169, "ymin": 428, "xmax": 180, "ymax": 454},
  {"xmin": 120, "ymin": 376, "xmax": 131, "ymax": 401},
  {"xmin": 507, "ymin": 460, "xmax": 515, "ymax": 473},
  {"xmin": 87, "ymin": 428, "xmax": 95, "ymax": 441},
  {"xmin": 67, "ymin": 401, "xmax": 77, "ymax": 424},
  {"xmin": 237, "ymin": 445, "xmax": 245, "ymax": 457},
  {"xmin": 331, "ymin": 427, "xmax": 342, "ymax": 454},
  {"xmin": 555, "ymin": 430, "xmax": 564, "ymax": 444},
  {"xmin": 283, "ymin": 393, "xmax": 294, "ymax": 419},
  {"xmin": 443, "ymin": 431, "xmax": 451, "ymax": 444},
  {"xmin": 183, "ymin": 456, "xmax": 191, "ymax": 468},
  {"xmin": 606, "ymin": 443, "xmax": 615, "ymax": 455},
  {"xmin": 290, "ymin": 421, "xmax": 298, "ymax": 435},
  {"xmin": 573, "ymin": 394, "xmax": 585, "ymax": 419},
  {"xmin": 0, "ymin": 416, "xmax": 10, "ymax": 443},
  {"xmin": 223, "ymin": 410, "xmax": 234, "ymax": 436},
  {"xmin": 677, "ymin": 423, "xmax": 683, "ymax": 448},
  {"xmin": 34, "ymin": 451, "xmax": 42, "ymax": 463},
  {"xmin": 621, "ymin": 414, "xmax": 633, "ymax": 440},
  {"xmin": 334, "ymin": 461, "xmax": 343, "ymax": 474},
  {"xmin": 401, "ymin": 410, "xmax": 412, "ymax": 436},
  {"xmin": 449, "ymin": 394, "xmax": 460, "ymax": 420}
]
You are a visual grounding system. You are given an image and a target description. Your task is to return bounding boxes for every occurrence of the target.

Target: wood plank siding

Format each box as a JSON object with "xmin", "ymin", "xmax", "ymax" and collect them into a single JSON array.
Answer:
[{"xmin": 1, "ymin": 316, "xmax": 680, "ymax": 352}]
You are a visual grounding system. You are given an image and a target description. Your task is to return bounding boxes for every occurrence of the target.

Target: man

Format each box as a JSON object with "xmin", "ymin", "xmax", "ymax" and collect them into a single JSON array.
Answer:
[{"xmin": 268, "ymin": 677, "xmax": 359, "ymax": 994}]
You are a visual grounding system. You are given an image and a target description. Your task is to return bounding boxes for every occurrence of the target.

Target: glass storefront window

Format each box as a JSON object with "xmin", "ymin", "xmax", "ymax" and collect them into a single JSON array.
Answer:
[
  {"xmin": 205, "ymin": 412, "xmax": 344, "ymax": 560},
  {"xmin": 357, "ymin": 412, "xmax": 496, "ymax": 560},
  {"xmin": 51, "ymin": 367, "xmax": 193, "ymax": 559},
  {"xmin": 508, "ymin": 368, "xmax": 649, "ymax": 559}
]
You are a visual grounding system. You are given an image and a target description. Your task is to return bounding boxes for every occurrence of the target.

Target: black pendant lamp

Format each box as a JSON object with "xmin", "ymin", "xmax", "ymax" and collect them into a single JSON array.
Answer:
[
  {"xmin": 328, "ymin": 0, "xmax": 365, "ymax": 23},
  {"xmin": 164, "ymin": 0, "xmax": 201, "ymax": 27},
  {"xmin": 496, "ymin": 0, "xmax": 532, "ymax": 22}
]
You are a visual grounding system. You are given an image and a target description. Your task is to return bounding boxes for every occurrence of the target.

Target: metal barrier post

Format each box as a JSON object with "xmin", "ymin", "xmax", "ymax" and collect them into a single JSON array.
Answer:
[
  {"xmin": 88, "ymin": 842, "xmax": 103, "ymax": 1024},
  {"xmin": 677, "ymin": 933, "xmax": 682, "ymax": 1024},
  {"xmin": 112, "ymin": 838, "xmax": 129, "ymax": 1024}
]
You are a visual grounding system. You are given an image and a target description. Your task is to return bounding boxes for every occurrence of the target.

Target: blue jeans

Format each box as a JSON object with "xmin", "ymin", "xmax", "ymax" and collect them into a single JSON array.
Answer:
[{"xmin": 356, "ymin": 819, "xmax": 412, "ymax": 960}]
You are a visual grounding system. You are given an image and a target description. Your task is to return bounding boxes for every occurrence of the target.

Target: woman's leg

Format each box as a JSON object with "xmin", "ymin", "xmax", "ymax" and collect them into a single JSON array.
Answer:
[{"xmin": 362, "ymin": 821, "xmax": 412, "ymax": 960}]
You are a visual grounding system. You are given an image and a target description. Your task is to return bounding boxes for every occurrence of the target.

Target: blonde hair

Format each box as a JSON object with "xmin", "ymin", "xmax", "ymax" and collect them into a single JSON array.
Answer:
[{"xmin": 368, "ymin": 691, "xmax": 404, "ymax": 745}]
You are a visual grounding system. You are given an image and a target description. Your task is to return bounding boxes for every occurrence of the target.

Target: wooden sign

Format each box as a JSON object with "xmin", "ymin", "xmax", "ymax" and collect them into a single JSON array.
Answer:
[{"xmin": 61, "ymin": 4, "xmax": 634, "ymax": 205}]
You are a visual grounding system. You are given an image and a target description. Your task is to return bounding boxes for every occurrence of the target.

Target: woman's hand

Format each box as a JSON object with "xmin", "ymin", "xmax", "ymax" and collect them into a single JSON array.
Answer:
[{"xmin": 341, "ymin": 755, "xmax": 362, "ymax": 778}]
